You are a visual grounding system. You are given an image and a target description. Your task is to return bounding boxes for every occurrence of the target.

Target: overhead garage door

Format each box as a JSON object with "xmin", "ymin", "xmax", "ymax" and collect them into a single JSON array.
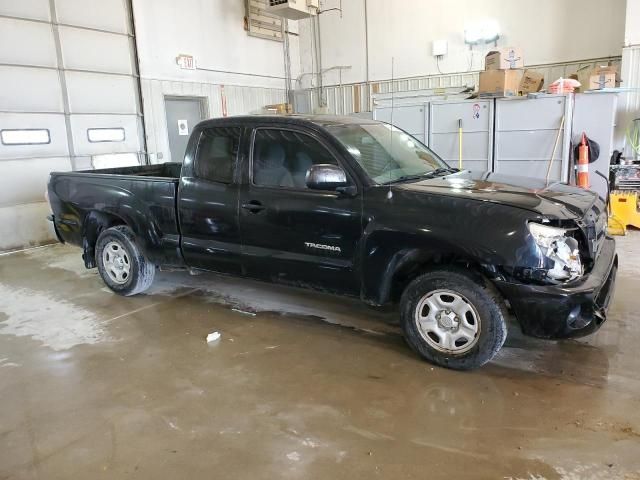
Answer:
[{"xmin": 0, "ymin": 0, "xmax": 144, "ymax": 252}]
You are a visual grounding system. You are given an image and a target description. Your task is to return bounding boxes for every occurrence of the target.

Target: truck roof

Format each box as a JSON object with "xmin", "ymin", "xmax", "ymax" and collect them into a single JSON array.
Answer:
[{"xmin": 196, "ymin": 114, "xmax": 379, "ymax": 130}]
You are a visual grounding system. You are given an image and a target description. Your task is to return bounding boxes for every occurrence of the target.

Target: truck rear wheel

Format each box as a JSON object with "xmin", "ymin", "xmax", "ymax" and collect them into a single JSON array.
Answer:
[
  {"xmin": 95, "ymin": 225, "xmax": 155, "ymax": 296},
  {"xmin": 400, "ymin": 267, "xmax": 507, "ymax": 370}
]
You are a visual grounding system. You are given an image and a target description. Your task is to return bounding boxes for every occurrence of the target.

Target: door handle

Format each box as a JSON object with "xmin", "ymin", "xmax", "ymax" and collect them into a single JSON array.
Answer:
[{"xmin": 242, "ymin": 200, "xmax": 265, "ymax": 213}]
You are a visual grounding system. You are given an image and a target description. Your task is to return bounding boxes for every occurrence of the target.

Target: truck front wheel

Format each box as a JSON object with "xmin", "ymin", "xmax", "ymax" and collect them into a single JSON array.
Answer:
[
  {"xmin": 400, "ymin": 268, "xmax": 507, "ymax": 370},
  {"xmin": 95, "ymin": 225, "xmax": 156, "ymax": 296}
]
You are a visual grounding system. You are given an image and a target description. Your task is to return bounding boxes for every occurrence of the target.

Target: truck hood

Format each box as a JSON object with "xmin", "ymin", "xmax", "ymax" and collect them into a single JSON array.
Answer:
[{"xmin": 397, "ymin": 170, "xmax": 598, "ymax": 220}]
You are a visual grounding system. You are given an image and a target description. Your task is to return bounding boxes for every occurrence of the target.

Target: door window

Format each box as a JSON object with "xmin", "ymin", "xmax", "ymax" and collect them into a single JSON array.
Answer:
[
  {"xmin": 195, "ymin": 127, "xmax": 241, "ymax": 183},
  {"xmin": 252, "ymin": 129, "xmax": 339, "ymax": 189}
]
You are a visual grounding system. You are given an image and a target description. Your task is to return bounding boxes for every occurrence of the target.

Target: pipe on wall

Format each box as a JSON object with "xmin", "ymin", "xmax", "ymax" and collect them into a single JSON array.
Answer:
[{"xmin": 364, "ymin": 0, "xmax": 370, "ymax": 111}]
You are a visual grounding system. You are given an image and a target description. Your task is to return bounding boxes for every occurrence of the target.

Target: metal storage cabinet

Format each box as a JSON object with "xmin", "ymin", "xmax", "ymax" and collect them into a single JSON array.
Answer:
[
  {"xmin": 572, "ymin": 93, "xmax": 617, "ymax": 200},
  {"xmin": 493, "ymin": 95, "xmax": 572, "ymax": 182},
  {"xmin": 429, "ymin": 99, "xmax": 494, "ymax": 172},
  {"xmin": 373, "ymin": 104, "xmax": 428, "ymax": 145}
]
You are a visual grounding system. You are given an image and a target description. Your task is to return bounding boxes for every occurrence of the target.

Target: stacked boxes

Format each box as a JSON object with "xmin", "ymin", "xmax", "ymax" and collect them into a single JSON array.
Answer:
[
  {"xmin": 478, "ymin": 47, "xmax": 544, "ymax": 97},
  {"xmin": 263, "ymin": 103, "xmax": 293, "ymax": 114}
]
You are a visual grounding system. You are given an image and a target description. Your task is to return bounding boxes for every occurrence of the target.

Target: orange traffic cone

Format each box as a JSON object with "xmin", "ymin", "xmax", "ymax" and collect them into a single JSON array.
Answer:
[{"xmin": 577, "ymin": 133, "xmax": 590, "ymax": 189}]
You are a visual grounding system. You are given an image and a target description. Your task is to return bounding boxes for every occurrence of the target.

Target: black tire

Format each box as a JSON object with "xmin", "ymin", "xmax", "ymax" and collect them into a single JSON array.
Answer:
[
  {"xmin": 400, "ymin": 267, "xmax": 507, "ymax": 370},
  {"xmin": 95, "ymin": 225, "xmax": 155, "ymax": 296}
]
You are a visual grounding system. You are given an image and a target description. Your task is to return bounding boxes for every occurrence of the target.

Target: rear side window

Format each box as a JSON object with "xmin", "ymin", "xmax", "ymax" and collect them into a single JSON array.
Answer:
[{"xmin": 195, "ymin": 127, "xmax": 241, "ymax": 183}]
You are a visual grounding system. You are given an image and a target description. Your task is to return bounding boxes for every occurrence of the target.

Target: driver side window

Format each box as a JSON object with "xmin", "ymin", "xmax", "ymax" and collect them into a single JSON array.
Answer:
[{"xmin": 252, "ymin": 129, "xmax": 338, "ymax": 189}]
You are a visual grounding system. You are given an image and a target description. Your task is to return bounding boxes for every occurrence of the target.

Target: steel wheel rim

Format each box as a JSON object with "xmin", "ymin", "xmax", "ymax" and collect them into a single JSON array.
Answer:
[
  {"xmin": 414, "ymin": 289, "xmax": 481, "ymax": 354},
  {"xmin": 102, "ymin": 240, "xmax": 131, "ymax": 285}
]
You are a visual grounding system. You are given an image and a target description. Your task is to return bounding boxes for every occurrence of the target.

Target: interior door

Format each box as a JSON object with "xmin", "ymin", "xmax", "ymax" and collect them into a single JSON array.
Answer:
[
  {"xmin": 179, "ymin": 126, "xmax": 243, "ymax": 274},
  {"xmin": 239, "ymin": 127, "xmax": 363, "ymax": 294},
  {"xmin": 165, "ymin": 97, "xmax": 205, "ymax": 163}
]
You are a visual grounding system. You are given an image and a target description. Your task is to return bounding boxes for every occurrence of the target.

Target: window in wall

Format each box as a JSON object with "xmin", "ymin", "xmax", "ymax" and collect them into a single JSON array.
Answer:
[
  {"xmin": 244, "ymin": 0, "xmax": 283, "ymax": 41},
  {"xmin": 252, "ymin": 129, "xmax": 339, "ymax": 189},
  {"xmin": 88, "ymin": 128, "xmax": 126, "ymax": 143},
  {"xmin": 195, "ymin": 127, "xmax": 242, "ymax": 184},
  {"xmin": 1, "ymin": 129, "xmax": 50, "ymax": 146}
]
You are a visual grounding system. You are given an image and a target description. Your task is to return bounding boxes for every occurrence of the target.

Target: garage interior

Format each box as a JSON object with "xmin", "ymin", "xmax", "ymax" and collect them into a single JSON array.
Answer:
[{"xmin": 1, "ymin": 0, "xmax": 640, "ymax": 478}]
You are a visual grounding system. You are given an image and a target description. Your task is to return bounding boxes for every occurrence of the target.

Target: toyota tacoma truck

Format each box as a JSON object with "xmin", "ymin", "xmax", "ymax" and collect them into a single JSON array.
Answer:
[{"xmin": 47, "ymin": 115, "xmax": 617, "ymax": 370}]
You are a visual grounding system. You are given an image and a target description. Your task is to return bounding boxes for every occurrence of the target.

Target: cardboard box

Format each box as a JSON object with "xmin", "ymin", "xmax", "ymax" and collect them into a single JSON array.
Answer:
[
  {"xmin": 479, "ymin": 69, "xmax": 524, "ymax": 97},
  {"xmin": 485, "ymin": 47, "xmax": 524, "ymax": 70},
  {"xmin": 588, "ymin": 65, "xmax": 620, "ymax": 90},
  {"xmin": 589, "ymin": 73, "xmax": 618, "ymax": 90},
  {"xmin": 264, "ymin": 103, "xmax": 293, "ymax": 114},
  {"xmin": 519, "ymin": 70, "xmax": 544, "ymax": 94},
  {"xmin": 571, "ymin": 66, "xmax": 592, "ymax": 92}
]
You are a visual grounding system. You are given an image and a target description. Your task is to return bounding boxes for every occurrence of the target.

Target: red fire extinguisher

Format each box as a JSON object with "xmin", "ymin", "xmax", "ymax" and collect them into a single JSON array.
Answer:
[{"xmin": 577, "ymin": 133, "xmax": 590, "ymax": 189}]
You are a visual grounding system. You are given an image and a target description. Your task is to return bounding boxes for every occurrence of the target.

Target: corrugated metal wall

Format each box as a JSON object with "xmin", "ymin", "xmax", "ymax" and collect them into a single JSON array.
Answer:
[
  {"xmin": 140, "ymin": 79, "xmax": 286, "ymax": 163},
  {"xmin": 619, "ymin": 45, "xmax": 640, "ymax": 153},
  {"xmin": 0, "ymin": 0, "xmax": 143, "ymax": 252},
  {"xmin": 297, "ymin": 56, "xmax": 622, "ymax": 115}
]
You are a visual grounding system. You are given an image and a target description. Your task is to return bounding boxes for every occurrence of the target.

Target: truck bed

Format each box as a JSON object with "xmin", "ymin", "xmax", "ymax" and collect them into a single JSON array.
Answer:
[
  {"xmin": 48, "ymin": 162, "xmax": 183, "ymax": 268},
  {"xmin": 74, "ymin": 162, "xmax": 182, "ymax": 179}
]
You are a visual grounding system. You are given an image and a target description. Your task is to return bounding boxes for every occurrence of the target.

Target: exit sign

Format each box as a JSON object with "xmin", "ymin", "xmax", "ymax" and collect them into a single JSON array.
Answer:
[{"xmin": 176, "ymin": 54, "xmax": 196, "ymax": 70}]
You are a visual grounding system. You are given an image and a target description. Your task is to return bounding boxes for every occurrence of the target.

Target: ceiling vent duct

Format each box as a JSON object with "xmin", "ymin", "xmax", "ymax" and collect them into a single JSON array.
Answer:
[{"xmin": 266, "ymin": 0, "xmax": 318, "ymax": 20}]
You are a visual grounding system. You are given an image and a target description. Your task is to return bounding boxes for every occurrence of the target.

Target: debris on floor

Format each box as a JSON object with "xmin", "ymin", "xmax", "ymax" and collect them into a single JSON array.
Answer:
[
  {"xmin": 231, "ymin": 308, "xmax": 257, "ymax": 316},
  {"xmin": 206, "ymin": 331, "xmax": 221, "ymax": 343}
]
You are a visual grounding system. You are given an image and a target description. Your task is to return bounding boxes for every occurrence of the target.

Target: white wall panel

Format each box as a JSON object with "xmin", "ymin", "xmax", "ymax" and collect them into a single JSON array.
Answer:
[
  {"xmin": 0, "ymin": 0, "xmax": 50, "ymax": 21},
  {"xmin": 92, "ymin": 153, "xmax": 139, "ymax": 169},
  {"xmin": 140, "ymin": 78, "xmax": 287, "ymax": 164},
  {"xmin": 626, "ymin": 0, "xmax": 640, "ymax": 46},
  {"xmin": 70, "ymin": 114, "xmax": 140, "ymax": 155},
  {"xmin": 0, "ymin": 66, "xmax": 64, "ymax": 113},
  {"xmin": 0, "ymin": 202, "xmax": 56, "ymax": 251},
  {"xmin": 0, "ymin": 0, "xmax": 141, "ymax": 252},
  {"xmin": 59, "ymin": 26, "xmax": 132, "ymax": 74},
  {"xmin": 132, "ymin": 0, "xmax": 297, "ymax": 88},
  {"xmin": 0, "ymin": 113, "xmax": 69, "ymax": 159},
  {"xmin": 55, "ymin": 0, "xmax": 130, "ymax": 34},
  {"xmin": 299, "ymin": 0, "xmax": 625, "ymax": 85},
  {"xmin": 0, "ymin": 157, "xmax": 72, "ymax": 206},
  {"xmin": 65, "ymin": 72, "xmax": 137, "ymax": 114},
  {"xmin": 0, "ymin": 17, "xmax": 57, "ymax": 67}
]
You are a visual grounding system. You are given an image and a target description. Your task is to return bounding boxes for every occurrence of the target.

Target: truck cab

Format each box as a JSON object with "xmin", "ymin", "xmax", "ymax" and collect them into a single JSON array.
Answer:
[{"xmin": 178, "ymin": 118, "xmax": 364, "ymax": 294}]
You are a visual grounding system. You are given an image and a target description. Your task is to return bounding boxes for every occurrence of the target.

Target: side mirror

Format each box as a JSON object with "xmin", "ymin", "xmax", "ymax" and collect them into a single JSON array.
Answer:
[{"xmin": 305, "ymin": 164, "xmax": 349, "ymax": 191}]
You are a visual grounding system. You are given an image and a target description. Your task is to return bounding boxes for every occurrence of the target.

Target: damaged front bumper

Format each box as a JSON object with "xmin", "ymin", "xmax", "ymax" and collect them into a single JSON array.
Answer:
[{"xmin": 495, "ymin": 236, "xmax": 617, "ymax": 339}]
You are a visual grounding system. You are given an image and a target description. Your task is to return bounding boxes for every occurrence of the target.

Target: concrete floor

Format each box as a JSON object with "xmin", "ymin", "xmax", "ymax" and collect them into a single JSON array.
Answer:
[{"xmin": 1, "ymin": 234, "xmax": 640, "ymax": 480}]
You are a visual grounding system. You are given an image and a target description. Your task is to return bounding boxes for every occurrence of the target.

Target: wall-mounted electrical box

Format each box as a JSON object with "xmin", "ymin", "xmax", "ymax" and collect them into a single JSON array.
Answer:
[
  {"xmin": 432, "ymin": 40, "xmax": 448, "ymax": 57},
  {"xmin": 266, "ymin": 0, "xmax": 318, "ymax": 19}
]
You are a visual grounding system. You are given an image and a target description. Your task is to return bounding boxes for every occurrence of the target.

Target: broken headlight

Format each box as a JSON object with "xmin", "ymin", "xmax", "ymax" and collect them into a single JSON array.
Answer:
[{"xmin": 528, "ymin": 222, "xmax": 583, "ymax": 283}]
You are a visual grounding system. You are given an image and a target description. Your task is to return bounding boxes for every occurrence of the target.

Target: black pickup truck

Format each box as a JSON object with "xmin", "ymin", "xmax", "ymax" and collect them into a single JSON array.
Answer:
[{"xmin": 47, "ymin": 115, "xmax": 617, "ymax": 369}]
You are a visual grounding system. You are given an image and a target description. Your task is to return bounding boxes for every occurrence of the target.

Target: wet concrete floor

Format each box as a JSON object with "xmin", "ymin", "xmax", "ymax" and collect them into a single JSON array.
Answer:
[{"xmin": 1, "ymin": 233, "xmax": 640, "ymax": 479}]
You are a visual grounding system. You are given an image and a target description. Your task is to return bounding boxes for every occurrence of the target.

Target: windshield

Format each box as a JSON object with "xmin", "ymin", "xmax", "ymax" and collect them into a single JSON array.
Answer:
[{"xmin": 327, "ymin": 123, "xmax": 450, "ymax": 184}]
